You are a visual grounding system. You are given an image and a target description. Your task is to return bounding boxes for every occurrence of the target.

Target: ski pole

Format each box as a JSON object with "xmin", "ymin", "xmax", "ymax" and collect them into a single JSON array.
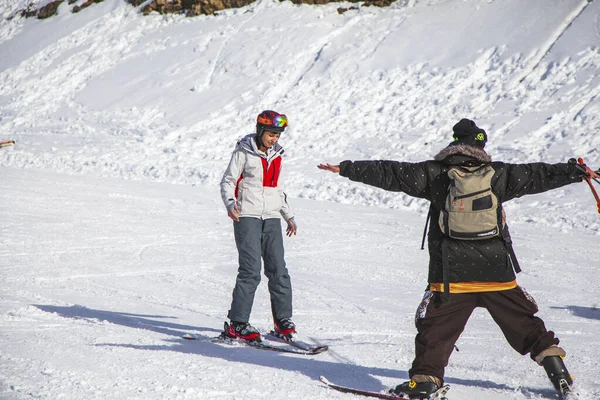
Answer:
[
  {"xmin": 577, "ymin": 158, "xmax": 600, "ymax": 214},
  {"xmin": 569, "ymin": 158, "xmax": 600, "ymax": 184},
  {"xmin": 577, "ymin": 162, "xmax": 600, "ymax": 185},
  {"xmin": 589, "ymin": 170, "xmax": 600, "ymax": 186}
]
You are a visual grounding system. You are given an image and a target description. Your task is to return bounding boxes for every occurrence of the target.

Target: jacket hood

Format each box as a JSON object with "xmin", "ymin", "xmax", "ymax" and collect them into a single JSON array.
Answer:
[
  {"xmin": 237, "ymin": 133, "xmax": 283, "ymax": 157},
  {"xmin": 434, "ymin": 143, "xmax": 492, "ymax": 165}
]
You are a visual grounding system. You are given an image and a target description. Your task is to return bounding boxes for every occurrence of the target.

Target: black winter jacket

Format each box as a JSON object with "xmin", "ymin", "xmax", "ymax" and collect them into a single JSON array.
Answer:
[{"xmin": 339, "ymin": 144, "xmax": 585, "ymax": 291}]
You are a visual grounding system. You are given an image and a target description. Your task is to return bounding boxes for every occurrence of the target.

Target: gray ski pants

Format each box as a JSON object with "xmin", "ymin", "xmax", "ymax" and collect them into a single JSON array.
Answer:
[{"xmin": 227, "ymin": 217, "xmax": 292, "ymax": 323}]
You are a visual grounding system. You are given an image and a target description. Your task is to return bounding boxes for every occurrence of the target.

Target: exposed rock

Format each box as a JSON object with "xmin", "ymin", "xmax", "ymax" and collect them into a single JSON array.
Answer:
[
  {"xmin": 135, "ymin": 0, "xmax": 395, "ymax": 16},
  {"xmin": 19, "ymin": 2, "xmax": 42, "ymax": 17},
  {"xmin": 363, "ymin": 0, "xmax": 394, "ymax": 6},
  {"xmin": 37, "ymin": 0, "xmax": 64, "ymax": 18},
  {"xmin": 73, "ymin": 0, "xmax": 104, "ymax": 13},
  {"xmin": 291, "ymin": 0, "xmax": 392, "ymax": 4},
  {"xmin": 11, "ymin": 0, "xmax": 395, "ymax": 21},
  {"xmin": 136, "ymin": 0, "xmax": 256, "ymax": 16},
  {"xmin": 337, "ymin": 6, "xmax": 358, "ymax": 14}
]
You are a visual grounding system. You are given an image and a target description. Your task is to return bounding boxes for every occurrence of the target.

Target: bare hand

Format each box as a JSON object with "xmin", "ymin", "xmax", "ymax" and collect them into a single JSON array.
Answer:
[
  {"xmin": 317, "ymin": 163, "xmax": 340, "ymax": 173},
  {"xmin": 227, "ymin": 203, "xmax": 240, "ymax": 222},
  {"xmin": 286, "ymin": 219, "xmax": 297, "ymax": 236}
]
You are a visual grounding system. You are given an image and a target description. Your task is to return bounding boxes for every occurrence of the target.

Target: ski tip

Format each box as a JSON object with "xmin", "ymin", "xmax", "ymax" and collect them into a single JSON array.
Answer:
[
  {"xmin": 0, "ymin": 140, "xmax": 15, "ymax": 148},
  {"xmin": 311, "ymin": 345, "xmax": 329, "ymax": 354},
  {"xmin": 319, "ymin": 376, "xmax": 331, "ymax": 385},
  {"xmin": 183, "ymin": 333, "xmax": 200, "ymax": 340}
]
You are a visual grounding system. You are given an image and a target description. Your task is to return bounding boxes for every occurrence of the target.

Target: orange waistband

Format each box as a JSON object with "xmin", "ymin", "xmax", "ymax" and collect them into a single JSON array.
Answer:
[{"xmin": 428, "ymin": 280, "xmax": 518, "ymax": 293}]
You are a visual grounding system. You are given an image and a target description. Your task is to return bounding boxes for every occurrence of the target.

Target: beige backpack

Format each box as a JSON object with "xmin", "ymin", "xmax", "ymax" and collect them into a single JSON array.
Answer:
[{"xmin": 438, "ymin": 164, "xmax": 505, "ymax": 240}]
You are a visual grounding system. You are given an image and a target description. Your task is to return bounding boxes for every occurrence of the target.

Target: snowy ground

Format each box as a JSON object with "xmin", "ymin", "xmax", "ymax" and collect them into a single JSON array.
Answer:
[
  {"xmin": 1, "ymin": 0, "xmax": 600, "ymax": 399},
  {"xmin": 1, "ymin": 167, "xmax": 599, "ymax": 400}
]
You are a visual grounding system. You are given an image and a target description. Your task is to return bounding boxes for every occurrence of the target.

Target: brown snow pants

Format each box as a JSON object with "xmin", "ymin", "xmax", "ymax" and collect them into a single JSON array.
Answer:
[{"xmin": 409, "ymin": 287, "xmax": 560, "ymax": 383}]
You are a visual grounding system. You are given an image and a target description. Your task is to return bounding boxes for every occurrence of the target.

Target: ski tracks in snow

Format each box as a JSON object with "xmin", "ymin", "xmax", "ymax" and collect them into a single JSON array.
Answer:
[
  {"xmin": 0, "ymin": 2, "xmax": 147, "ymax": 116},
  {"xmin": 193, "ymin": 8, "xmax": 258, "ymax": 93},
  {"xmin": 262, "ymin": 11, "xmax": 364, "ymax": 109},
  {"xmin": 510, "ymin": 0, "xmax": 595, "ymax": 87}
]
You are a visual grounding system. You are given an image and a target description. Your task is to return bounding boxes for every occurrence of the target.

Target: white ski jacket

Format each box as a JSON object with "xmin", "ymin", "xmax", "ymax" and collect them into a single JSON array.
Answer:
[{"xmin": 220, "ymin": 134, "xmax": 294, "ymax": 221}]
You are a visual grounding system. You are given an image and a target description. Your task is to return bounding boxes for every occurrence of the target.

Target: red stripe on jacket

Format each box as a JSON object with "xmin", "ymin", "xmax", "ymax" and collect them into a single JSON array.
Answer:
[
  {"xmin": 234, "ymin": 174, "xmax": 243, "ymax": 199},
  {"xmin": 261, "ymin": 157, "xmax": 281, "ymax": 187},
  {"xmin": 233, "ymin": 157, "xmax": 281, "ymax": 199}
]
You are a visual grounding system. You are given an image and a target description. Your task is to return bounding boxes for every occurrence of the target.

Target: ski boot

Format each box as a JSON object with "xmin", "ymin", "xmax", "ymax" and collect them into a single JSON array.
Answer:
[
  {"xmin": 542, "ymin": 355, "xmax": 574, "ymax": 397},
  {"xmin": 390, "ymin": 379, "xmax": 440, "ymax": 399},
  {"xmin": 225, "ymin": 321, "xmax": 261, "ymax": 341},
  {"xmin": 274, "ymin": 317, "xmax": 296, "ymax": 337}
]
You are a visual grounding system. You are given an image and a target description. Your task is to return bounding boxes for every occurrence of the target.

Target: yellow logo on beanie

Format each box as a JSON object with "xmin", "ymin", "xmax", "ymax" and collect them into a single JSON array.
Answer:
[{"xmin": 475, "ymin": 133, "xmax": 485, "ymax": 142}]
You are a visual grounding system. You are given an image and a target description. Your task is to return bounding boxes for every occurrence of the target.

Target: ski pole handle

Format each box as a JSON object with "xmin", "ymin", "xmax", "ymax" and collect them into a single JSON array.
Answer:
[
  {"xmin": 577, "ymin": 158, "xmax": 600, "ymax": 180},
  {"xmin": 570, "ymin": 157, "xmax": 600, "ymax": 184},
  {"xmin": 578, "ymin": 158, "xmax": 600, "ymax": 214}
]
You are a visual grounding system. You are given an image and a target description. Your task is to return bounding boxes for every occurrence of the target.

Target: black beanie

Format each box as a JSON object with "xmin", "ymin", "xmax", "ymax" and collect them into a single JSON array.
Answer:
[{"xmin": 450, "ymin": 118, "xmax": 487, "ymax": 148}]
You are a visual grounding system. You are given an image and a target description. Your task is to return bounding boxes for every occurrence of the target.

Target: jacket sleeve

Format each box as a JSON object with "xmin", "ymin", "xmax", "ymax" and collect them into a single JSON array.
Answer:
[
  {"xmin": 220, "ymin": 149, "xmax": 245, "ymax": 208},
  {"xmin": 494, "ymin": 161, "xmax": 585, "ymax": 202},
  {"xmin": 278, "ymin": 164, "xmax": 294, "ymax": 221},
  {"xmin": 339, "ymin": 160, "xmax": 432, "ymax": 200}
]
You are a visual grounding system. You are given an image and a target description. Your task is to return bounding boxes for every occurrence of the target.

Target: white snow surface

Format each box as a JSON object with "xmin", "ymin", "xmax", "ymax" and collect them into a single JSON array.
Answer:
[{"xmin": 1, "ymin": 0, "xmax": 599, "ymax": 399}]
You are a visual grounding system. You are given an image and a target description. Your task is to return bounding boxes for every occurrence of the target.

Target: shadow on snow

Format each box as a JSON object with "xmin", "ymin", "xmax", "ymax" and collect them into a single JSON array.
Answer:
[
  {"xmin": 551, "ymin": 305, "xmax": 600, "ymax": 321},
  {"xmin": 35, "ymin": 303, "xmax": 222, "ymax": 337},
  {"xmin": 34, "ymin": 304, "xmax": 554, "ymax": 396}
]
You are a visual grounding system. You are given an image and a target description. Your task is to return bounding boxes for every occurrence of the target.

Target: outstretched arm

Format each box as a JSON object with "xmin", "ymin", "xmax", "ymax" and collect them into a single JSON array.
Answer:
[
  {"xmin": 318, "ymin": 160, "xmax": 432, "ymax": 199},
  {"xmin": 495, "ymin": 161, "xmax": 586, "ymax": 202},
  {"xmin": 317, "ymin": 163, "xmax": 340, "ymax": 173}
]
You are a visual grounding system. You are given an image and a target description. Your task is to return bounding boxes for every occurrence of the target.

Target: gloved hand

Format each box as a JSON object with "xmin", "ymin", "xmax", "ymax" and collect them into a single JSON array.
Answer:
[
  {"xmin": 568, "ymin": 157, "xmax": 600, "ymax": 183},
  {"xmin": 286, "ymin": 217, "xmax": 297, "ymax": 237},
  {"xmin": 568, "ymin": 158, "xmax": 590, "ymax": 180}
]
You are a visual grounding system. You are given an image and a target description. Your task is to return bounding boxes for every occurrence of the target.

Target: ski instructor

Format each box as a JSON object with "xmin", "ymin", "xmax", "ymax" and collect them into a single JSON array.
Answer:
[{"xmin": 318, "ymin": 118, "xmax": 587, "ymax": 399}]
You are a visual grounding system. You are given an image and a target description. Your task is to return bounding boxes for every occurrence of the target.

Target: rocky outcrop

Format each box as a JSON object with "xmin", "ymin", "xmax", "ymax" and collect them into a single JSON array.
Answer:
[
  {"xmin": 15, "ymin": 0, "xmax": 104, "ymax": 19},
  {"xmin": 22, "ymin": 0, "xmax": 63, "ymax": 19},
  {"xmin": 73, "ymin": 0, "xmax": 105, "ymax": 13},
  {"xmin": 12, "ymin": 0, "xmax": 395, "ymax": 20},
  {"xmin": 135, "ymin": 0, "xmax": 396, "ymax": 16},
  {"xmin": 336, "ymin": 0, "xmax": 394, "ymax": 14},
  {"xmin": 134, "ymin": 0, "xmax": 256, "ymax": 17}
]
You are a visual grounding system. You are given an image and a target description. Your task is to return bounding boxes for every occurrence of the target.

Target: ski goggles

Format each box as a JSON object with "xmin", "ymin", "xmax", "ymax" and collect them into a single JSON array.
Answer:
[{"xmin": 258, "ymin": 114, "xmax": 288, "ymax": 128}]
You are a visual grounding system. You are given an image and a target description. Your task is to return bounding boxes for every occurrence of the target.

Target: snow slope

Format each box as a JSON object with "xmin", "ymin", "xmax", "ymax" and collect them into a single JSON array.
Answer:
[{"xmin": 0, "ymin": 0, "xmax": 599, "ymax": 399}]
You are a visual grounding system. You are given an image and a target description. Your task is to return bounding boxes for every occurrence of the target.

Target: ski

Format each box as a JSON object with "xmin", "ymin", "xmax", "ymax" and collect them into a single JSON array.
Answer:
[
  {"xmin": 319, "ymin": 376, "xmax": 450, "ymax": 400},
  {"xmin": 0, "ymin": 140, "xmax": 15, "ymax": 148},
  {"xmin": 265, "ymin": 330, "xmax": 328, "ymax": 354},
  {"xmin": 182, "ymin": 332, "xmax": 326, "ymax": 356}
]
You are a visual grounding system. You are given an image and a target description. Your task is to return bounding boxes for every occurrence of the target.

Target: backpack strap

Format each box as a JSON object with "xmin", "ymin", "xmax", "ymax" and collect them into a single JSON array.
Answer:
[
  {"xmin": 441, "ymin": 239, "xmax": 451, "ymax": 301},
  {"xmin": 500, "ymin": 224, "xmax": 521, "ymax": 273},
  {"xmin": 421, "ymin": 208, "xmax": 431, "ymax": 250},
  {"xmin": 495, "ymin": 205, "xmax": 521, "ymax": 273}
]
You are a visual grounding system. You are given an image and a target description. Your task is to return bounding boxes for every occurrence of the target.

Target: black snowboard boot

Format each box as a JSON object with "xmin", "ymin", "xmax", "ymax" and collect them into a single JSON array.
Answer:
[
  {"xmin": 542, "ymin": 355, "xmax": 573, "ymax": 395},
  {"xmin": 226, "ymin": 321, "xmax": 261, "ymax": 341},
  {"xmin": 274, "ymin": 317, "xmax": 296, "ymax": 336},
  {"xmin": 390, "ymin": 380, "xmax": 439, "ymax": 399}
]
